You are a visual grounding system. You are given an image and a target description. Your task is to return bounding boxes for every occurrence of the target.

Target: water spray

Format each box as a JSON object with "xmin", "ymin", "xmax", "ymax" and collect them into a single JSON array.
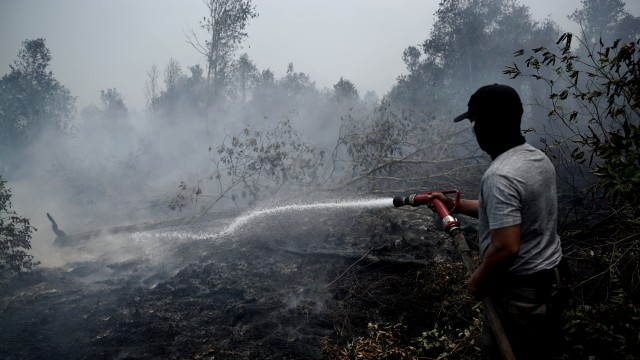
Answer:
[
  {"xmin": 221, "ymin": 198, "xmax": 393, "ymax": 236},
  {"xmin": 130, "ymin": 198, "xmax": 394, "ymax": 242}
]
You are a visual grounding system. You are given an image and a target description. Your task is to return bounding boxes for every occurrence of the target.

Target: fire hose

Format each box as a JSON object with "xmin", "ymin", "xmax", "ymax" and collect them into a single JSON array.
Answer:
[{"xmin": 394, "ymin": 190, "xmax": 516, "ymax": 360}]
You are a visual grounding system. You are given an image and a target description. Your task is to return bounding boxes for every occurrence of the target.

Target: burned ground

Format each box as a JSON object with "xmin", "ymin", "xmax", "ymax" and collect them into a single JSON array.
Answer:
[{"xmin": 0, "ymin": 204, "xmax": 479, "ymax": 359}]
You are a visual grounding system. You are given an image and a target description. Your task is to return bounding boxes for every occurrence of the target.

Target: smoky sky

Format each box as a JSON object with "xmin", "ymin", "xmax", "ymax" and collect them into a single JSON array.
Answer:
[{"xmin": 2, "ymin": 0, "xmax": 637, "ymax": 111}]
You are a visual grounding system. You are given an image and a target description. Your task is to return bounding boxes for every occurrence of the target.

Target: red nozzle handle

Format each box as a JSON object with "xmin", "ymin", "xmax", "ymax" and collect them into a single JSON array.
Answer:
[
  {"xmin": 393, "ymin": 190, "xmax": 461, "ymax": 234},
  {"xmin": 404, "ymin": 190, "xmax": 460, "ymax": 214},
  {"xmin": 430, "ymin": 197, "xmax": 451, "ymax": 220}
]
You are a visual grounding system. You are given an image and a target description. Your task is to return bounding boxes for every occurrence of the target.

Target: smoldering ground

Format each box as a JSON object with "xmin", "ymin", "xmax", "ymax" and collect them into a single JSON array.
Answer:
[
  {"xmin": 2, "ymin": 105, "xmax": 463, "ymax": 359},
  {"xmin": 1, "ymin": 182, "xmax": 465, "ymax": 359}
]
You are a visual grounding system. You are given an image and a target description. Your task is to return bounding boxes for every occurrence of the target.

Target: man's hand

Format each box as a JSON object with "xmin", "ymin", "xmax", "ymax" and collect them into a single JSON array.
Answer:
[
  {"xmin": 427, "ymin": 192, "xmax": 479, "ymax": 218},
  {"xmin": 426, "ymin": 192, "xmax": 456, "ymax": 212}
]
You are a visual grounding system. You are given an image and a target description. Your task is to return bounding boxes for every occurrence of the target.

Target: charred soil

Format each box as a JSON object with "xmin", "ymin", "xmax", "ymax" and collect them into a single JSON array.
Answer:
[{"xmin": 0, "ymin": 205, "xmax": 480, "ymax": 359}]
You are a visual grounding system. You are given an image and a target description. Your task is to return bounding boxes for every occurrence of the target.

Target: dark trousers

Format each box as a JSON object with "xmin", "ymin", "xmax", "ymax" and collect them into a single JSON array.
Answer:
[{"xmin": 482, "ymin": 268, "xmax": 569, "ymax": 360}]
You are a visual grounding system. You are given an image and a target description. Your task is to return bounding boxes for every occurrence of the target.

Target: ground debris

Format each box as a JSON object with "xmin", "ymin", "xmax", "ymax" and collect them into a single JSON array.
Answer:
[{"xmin": 0, "ymin": 206, "xmax": 469, "ymax": 359}]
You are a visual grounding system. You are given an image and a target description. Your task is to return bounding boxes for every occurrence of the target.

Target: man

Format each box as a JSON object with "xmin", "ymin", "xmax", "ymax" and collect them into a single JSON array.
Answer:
[{"xmin": 429, "ymin": 84, "xmax": 567, "ymax": 359}]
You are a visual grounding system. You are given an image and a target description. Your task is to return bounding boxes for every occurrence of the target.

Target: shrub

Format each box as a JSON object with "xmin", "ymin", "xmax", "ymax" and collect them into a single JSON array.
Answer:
[{"xmin": 0, "ymin": 175, "xmax": 39, "ymax": 274}]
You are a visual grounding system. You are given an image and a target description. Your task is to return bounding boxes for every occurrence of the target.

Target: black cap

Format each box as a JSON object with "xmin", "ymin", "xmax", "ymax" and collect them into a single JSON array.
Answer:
[{"xmin": 453, "ymin": 84, "xmax": 523, "ymax": 123}]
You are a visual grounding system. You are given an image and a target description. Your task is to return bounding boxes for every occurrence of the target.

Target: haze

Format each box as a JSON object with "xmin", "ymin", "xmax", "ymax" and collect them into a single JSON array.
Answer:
[{"xmin": 3, "ymin": 0, "xmax": 636, "ymax": 110}]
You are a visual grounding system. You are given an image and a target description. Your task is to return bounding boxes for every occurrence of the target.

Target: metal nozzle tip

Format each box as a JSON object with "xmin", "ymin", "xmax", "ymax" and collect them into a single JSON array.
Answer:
[{"xmin": 393, "ymin": 197, "xmax": 406, "ymax": 207}]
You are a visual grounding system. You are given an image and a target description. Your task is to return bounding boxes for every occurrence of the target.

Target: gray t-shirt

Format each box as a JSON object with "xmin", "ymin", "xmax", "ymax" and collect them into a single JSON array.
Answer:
[{"xmin": 478, "ymin": 143, "xmax": 562, "ymax": 275}]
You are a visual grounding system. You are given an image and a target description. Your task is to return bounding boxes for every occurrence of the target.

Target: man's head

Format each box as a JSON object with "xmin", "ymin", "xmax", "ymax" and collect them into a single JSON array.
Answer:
[{"xmin": 454, "ymin": 84, "xmax": 525, "ymax": 158}]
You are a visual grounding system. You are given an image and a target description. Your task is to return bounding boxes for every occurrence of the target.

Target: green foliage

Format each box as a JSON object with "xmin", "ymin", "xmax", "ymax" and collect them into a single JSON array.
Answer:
[
  {"xmin": 569, "ymin": 0, "xmax": 640, "ymax": 45},
  {"xmin": 168, "ymin": 181, "xmax": 194, "ymax": 212},
  {"xmin": 413, "ymin": 313, "xmax": 482, "ymax": 359},
  {"xmin": 234, "ymin": 53, "xmax": 259, "ymax": 103},
  {"xmin": 153, "ymin": 61, "xmax": 208, "ymax": 120},
  {"xmin": 0, "ymin": 176, "xmax": 39, "ymax": 274},
  {"xmin": 332, "ymin": 103, "xmax": 413, "ymax": 189},
  {"xmin": 387, "ymin": 0, "xmax": 560, "ymax": 111},
  {"xmin": 81, "ymin": 87, "xmax": 131, "ymax": 132},
  {"xmin": 321, "ymin": 262, "xmax": 482, "ymax": 360},
  {"xmin": 564, "ymin": 302, "xmax": 640, "ymax": 359},
  {"xmin": 281, "ymin": 62, "xmax": 317, "ymax": 100},
  {"xmin": 507, "ymin": 30, "xmax": 640, "ymax": 359},
  {"xmin": 321, "ymin": 315, "xmax": 482, "ymax": 359},
  {"xmin": 0, "ymin": 39, "xmax": 75, "ymax": 158},
  {"xmin": 332, "ymin": 77, "xmax": 359, "ymax": 104},
  {"xmin": 505, "ymin": 33, "xmax": 640, "ymax": 206},
  {"xmin": 100, "ymin": 88, "xmax": 128, "ymax": 119},
  {"xmin": 214, "ymin": 119, "xmax": 325, "ymax": 205},
  {"xmin": 189, "ymin": 0, "xmax": 258, "ymax": 103},
  {"xmin": 562, "ymin": 206, "xmax": 640, "ymax": 297},
  {"xmin": 169, "ymin": 119, "xmax": 326, "ymax": 215},
  {"xmin": 321, "ymin": 323, "xmax": 416, "ymax": 360}
]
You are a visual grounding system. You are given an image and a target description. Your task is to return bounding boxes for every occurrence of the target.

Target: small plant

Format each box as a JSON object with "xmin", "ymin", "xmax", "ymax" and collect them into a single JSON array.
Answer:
[
  {"xmin": 564, "ymin": 302, "xmax": 640, "ymax": 359},
  {"xmin": 321, "ymin": 262, "xmax": 482, "ymax": 359},
  {"xmin": 413, "ymin": 307, "xmax": 482, "ymax": 359}
]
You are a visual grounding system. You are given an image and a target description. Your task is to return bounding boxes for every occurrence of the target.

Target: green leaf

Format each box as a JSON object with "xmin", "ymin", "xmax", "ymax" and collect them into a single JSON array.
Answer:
[{"xmin": 559, "ymin": 90, "xmax": 569, "ymax": 100}]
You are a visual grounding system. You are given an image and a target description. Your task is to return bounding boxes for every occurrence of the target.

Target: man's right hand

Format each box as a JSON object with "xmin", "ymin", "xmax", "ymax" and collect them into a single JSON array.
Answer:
[
  {"xmin": 428, "ymin": 192, "xmax": 480, "ymax": 219},
  {"xmin": 427, "ymin": 192, "xmax": 456, "ymax": 213}
]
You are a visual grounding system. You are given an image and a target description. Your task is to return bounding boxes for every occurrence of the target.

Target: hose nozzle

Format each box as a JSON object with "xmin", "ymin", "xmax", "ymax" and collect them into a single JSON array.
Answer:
[
  {"xmin": 393, "ymin": 194, "xmax": 427, "ymax": 207},
  {"xmin": 393, "ymin": 196, "xmax": 409, "ymax": 207}
]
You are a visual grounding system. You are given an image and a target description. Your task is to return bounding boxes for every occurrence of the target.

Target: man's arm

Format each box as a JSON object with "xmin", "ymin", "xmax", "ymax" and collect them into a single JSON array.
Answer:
[
  {"xmin": 456, "ymin": 199, "xmax": 479, "ymax": 218},
  {"xmin": 467, "ymin": 224, "xmax": 521, "ymax": 297}
]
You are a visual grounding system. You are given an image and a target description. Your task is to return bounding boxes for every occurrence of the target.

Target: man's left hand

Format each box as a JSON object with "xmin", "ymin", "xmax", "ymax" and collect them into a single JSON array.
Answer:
[{"xmin": 467, "ymin": 269, "xmax": 484, "ymax": 299}]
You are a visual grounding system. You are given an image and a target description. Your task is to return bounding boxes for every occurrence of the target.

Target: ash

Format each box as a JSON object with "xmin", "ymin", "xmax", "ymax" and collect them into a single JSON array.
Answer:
[{"xmin": 0, "ymin": 206, "xmax": 470, "ymax": 359}]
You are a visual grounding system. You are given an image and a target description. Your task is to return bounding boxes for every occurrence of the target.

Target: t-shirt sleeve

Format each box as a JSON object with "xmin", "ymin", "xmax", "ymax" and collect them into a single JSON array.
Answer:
[{"xmin": 483, "ymin": 172, "xmax": 522, "ymax": 229}]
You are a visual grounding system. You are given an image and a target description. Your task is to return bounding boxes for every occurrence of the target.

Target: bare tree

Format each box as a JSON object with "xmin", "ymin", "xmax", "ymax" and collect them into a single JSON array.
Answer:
[
  {"xmin": 187, "ymin": 0, "xmax": 258, "ymax": 102},
  {"xmin": 164, "ymin": 58, "xmax": 183, "ymax": 91},
  {"xmin": 144, "ymin": 64, "xmax": 160, "ymax": 111},
  {"xmin": 324, "ymin": 103, "xmax": 484, "ymax": 195}
]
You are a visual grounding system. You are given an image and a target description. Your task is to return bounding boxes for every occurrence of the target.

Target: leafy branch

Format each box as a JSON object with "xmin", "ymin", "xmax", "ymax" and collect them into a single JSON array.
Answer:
[{"xmin": 505, "ymin": 33, "xmax": 640, "ymax": 206}]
